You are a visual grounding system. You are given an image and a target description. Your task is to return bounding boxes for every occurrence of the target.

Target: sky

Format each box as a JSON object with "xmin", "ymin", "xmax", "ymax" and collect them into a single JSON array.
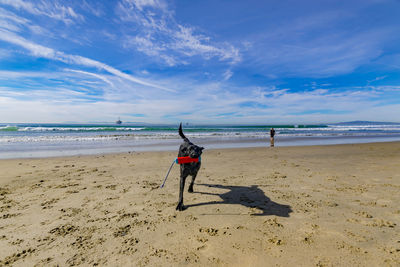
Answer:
[{"xmin": 0, "ymin": 0, "xmax": 400, "ymax": 124}]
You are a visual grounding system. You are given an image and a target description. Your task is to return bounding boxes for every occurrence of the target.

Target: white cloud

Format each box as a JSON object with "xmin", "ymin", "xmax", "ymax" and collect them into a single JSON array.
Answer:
[
  {"xmin": 0, "ymin": 0, "xmax": 83, "ymax": 24},
  {"xmin": 129, "ymin": 0, "xmax": 166, "ymax": 11},
  {"xmin": 367, "ymin": 76, "xmax": 387, "ymax": 84},
  {"xmin": 81, "ymin": 0, "xmax": 104, "ymax": 17},
  {"xmin": 0, "ymin": 29, "xmax": 175, "ymax": 92},
  {"xmin": 0, "ymin": 18, "xmax": 21, "ymax": 32},
  {"xmin": 126, "ymin": 35, "xmax": 179, "ymax": 66},
  {"xmin": 0, "ymin": 7, "xmax": 30, "ymax": 32},
  {"xmin": 64, "ymin": 69, "xmax": 115, "ymax": 89},
  {"xmin": 1, "ymin": 66, "xmax": 400, "ymax": 123},
  {"xmin": 0, "ymin": 7, "xmax": 55, "ymax": 39},
  {"xmin": 117, "ymin": 0, "xmax": 241, "ymax": 66},
  {"xmin": 223, "ymin": 69, "xmax": 233, "ymax": 81},
  {"xmin": 27, "ymin": 24, "xmax": 48, "ymax": 35}
]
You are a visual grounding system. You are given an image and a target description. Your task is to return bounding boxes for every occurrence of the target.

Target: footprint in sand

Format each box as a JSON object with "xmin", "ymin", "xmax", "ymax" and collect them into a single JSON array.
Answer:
[
  {"xmin": 49, "ymin": 224, "xmax": 78, "ymax": 237},
  {"xmin": 0, "ymin": 248, "xmax": 36, "ymax": 266},
  {"xmin": 119, "ymin": 237, "xmax": 139, "ymax": 255},
  {"xmin": 208, "ymin": 257, "xmax": 223, "ymax": 264},
  {"xmin": 0, "ymin": 187, "xmax": 11, "ymax": 196},
  {"xmin": 113, "ymin": 225, "xmax": 131, "ymax": 237},
  {"xmin": 55, "ymin": 182, "xmax": 80, "ymax": 189},
  {"xmin": 302, "ymin": 233, "xmax": 314, "ymax": 244},
  {"xmin": 60, "ymin": 207, "xmax": 82, "ymax": 217},
  {"xmin": 347, "ymin": 217, "xmax": 396, "ymax": 228},
  {"xmin": 2, "ymin": 213, "xmax": 21, "ymax": 219},
  {"xmin": 199, "ymin": 227, "xmax": 219, "ymax": 236},
  {"xmin": 10, "ymin": 239, "xmax": 24, "ymax": 245},
  {"xmin": 116, "ymin": 211, "xmax": 139, "ymax": 222},
  {"xmin": 355, "ymin": 211, "xmax": 373, "ymax": 218},
  {"xmin": 197, "ymin": 235, "xmax": 208, "ymax": 243},
  {"xmin": 142, "ymin": 181, "xmax": 159, "ymax": 190},
  {"xmin": 268, "ymin": 236, "xmax": 284, "ymax": 246},
  {"xmin": 367, "ymin": 219, "xmax": 396, "ymax": 228},
  {"xmin": 264, "ymin": 218, "xmax": 284, "ymax": 228},
  {"xmin": 184, "ymin": 252, "xmax": 200, "ymax": 263},
  {"xmin": 66, "ymin": 189, "xmax": 81, "ymax": 194},
  {"xmin": 105, "ymin": 184, "xmax": 117, "ymax": 190},
  {"xmin": 150, "ymin": 248, "xmax": 169, "ymax": 258},
  {"xmin": 66, "ymin": 253, "xmax": 88, "ymax": 266},
  {"xmin": 40, "ymin": 198, "xmax": 59, "ymax": 209}
]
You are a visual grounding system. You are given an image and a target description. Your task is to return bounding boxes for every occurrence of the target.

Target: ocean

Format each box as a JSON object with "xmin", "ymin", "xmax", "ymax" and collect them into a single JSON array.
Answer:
[{"xmin": 1, "ymin": 122, "xmax": 400, "ymax": 159}]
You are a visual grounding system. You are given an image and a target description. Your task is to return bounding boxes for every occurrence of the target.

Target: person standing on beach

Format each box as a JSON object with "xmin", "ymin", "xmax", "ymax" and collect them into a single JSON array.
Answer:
[{"xmin": 270, "ymin": 128, "xmax": 275, "ymax": 147}]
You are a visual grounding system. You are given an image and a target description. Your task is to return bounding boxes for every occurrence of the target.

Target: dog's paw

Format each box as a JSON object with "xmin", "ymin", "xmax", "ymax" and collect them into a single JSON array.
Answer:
[
  {"xmin": 188, "ymin": 186, "xmax": 194, "ymax": 193},
  {"xmin": 176, "ymin": 203, "xmax": 186, "ymax": 211}
]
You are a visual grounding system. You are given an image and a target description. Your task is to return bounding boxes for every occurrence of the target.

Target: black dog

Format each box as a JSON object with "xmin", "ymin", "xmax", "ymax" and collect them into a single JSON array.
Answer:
[{"xmin": 176, "ymin": 123, "xmax": 204, "ymax": 211}]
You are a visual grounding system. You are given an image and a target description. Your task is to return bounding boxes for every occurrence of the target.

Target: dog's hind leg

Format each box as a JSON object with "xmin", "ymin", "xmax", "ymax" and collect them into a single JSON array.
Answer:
[
  {"xmin": 188, "ymin": 172, "xmax": 198, "ymax": 193},
  {"xmin": 176, "ymin": 173, "xmax": 188, "ymax": 211}
]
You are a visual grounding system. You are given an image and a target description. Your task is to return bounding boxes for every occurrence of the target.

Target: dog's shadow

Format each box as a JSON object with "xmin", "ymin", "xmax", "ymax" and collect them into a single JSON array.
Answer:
[{"xmin": 187, "ymin": 183, "xmax": 292, "ymax": 217}]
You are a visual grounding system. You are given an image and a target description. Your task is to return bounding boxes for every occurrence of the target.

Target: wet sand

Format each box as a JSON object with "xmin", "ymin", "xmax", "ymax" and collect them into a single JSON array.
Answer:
[{"xmin": 0, "ymin": 142, "xmax": 399, "ymax": 266}]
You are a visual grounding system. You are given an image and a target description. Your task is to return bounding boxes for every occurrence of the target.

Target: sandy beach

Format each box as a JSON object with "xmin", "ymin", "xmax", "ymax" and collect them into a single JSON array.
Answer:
[{"xmin": 0, "ymin": 142, "xmax": 399, "ymax": 266}]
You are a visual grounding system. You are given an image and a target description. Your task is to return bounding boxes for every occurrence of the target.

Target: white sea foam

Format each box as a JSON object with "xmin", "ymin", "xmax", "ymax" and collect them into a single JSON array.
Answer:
[
  {"xmin": 16, "ymin": 127, "xmax": 146, "ymax": 132},
  {"xmin": 1, "ymin": 131, "xmax": 399, "ymax": 144},
  {"xmin": 1, "ymin": 123, "xmax": 400, "ymax": 148}
]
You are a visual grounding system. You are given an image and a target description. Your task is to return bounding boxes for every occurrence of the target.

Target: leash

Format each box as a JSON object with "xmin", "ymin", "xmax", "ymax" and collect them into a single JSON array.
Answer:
[
  {"xmin": 160, "ymin": 159, "xmax": 175, "ymax": 189},
  {"xmin": 160, "ymin": 156, "xmax": 201, "ymax": 188}
]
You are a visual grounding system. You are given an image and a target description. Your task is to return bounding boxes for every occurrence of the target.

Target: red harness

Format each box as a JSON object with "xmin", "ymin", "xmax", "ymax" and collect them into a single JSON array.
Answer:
[
  {"xmin": 160, "ymin": 156, "xmax": 201, "ymax": 188},
  {"xmin": 175, "ymin": 156, "xmax": 201, "ymax": 164}
]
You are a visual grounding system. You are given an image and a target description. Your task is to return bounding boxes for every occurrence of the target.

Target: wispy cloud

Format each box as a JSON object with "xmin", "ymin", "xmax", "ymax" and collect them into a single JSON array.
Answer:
[
  {"xmin": 129, "ymin": 0, "xmax": 167, "ymax": 11},
  {"xmin": 2, "ymin": 74, "xmax": 399, "ymax": 123},
  {"xmin": 0, "ymin": 6, "xmax": 55, "ymax": 40},
  {"xmin": 0, "ymin": 29, "xmax": 175, "ymax": 92},
  {"xmin": 223, "ymin": 69, "xmax": 233, "ymax": 81},
  {"xmin": 81, "ymin": 0, "xmax": 104, "ymax": 17},
  {"xmin": 117, "ymin": 0, "xmax": 241, "ymax": 66},
  {"xmin": 0, "ymin": 0, "xmax": 83, "ymax": 24},
  {"xmin": 0, "ymin": 6, "xmax": 30, "ymax": 32},
  {"xmin": 64, "ymin": 69, "xmax": 115, "ymax": 89},
  {"xmin": 367, "ymin": 76, "xmax": 387, "ymax": 85}
]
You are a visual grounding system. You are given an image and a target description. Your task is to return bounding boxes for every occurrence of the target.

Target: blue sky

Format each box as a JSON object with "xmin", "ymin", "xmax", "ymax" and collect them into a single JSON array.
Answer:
[{"xmin": 0, "ymin": 0, "xmax": 400, "ymax": 124}]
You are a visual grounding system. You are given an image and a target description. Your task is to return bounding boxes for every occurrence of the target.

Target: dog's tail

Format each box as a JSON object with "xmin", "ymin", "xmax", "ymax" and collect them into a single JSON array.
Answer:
[{"xmin": 179, "ymin": 123, "xmax": 189, "ymax": 141}]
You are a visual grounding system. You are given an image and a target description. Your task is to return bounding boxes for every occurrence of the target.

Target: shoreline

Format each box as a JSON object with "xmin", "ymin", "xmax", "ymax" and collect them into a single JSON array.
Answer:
[
  {"xmin": 1, "ymin": 134, "xmax": 400, "ymax": 160},
  {"xmin": 0, "ymin": 140, "xmax": 400, "ymax": 162}
]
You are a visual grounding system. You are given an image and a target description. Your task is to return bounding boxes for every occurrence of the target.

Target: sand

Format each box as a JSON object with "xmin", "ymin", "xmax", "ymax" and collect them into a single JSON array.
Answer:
[{"xmin": 0, "ymin": 142, "xmax": 399, "ymax": 266}]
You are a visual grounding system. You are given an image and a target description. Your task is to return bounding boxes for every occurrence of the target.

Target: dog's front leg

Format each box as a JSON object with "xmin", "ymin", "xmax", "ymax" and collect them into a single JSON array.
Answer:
[{"xmin": 176, "ymin": 174, "xmax": 187, "ymax": 211}]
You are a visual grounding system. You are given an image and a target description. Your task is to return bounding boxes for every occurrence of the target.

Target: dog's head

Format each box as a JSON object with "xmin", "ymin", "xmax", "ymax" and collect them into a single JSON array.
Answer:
[{"xmin": 180, "ymin": 141, "xmax": 204, "ymax": 158}]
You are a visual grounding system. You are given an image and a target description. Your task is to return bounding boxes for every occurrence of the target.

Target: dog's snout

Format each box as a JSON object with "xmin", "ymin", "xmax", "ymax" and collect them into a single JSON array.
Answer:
[{"xmin": 187, "ymin": 145, "xmax": 203, "ymax": 158}]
